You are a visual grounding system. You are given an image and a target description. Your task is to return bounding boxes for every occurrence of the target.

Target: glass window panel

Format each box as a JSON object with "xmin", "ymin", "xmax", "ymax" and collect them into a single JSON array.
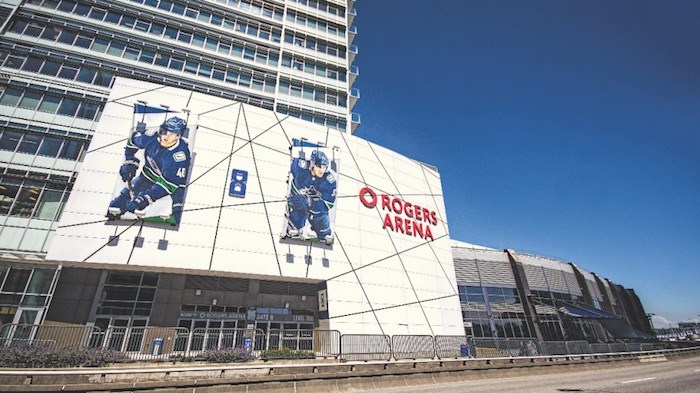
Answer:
[
  {"xmin": 171, "ymin": 3, "xmax": 184, "ymax": 14},
  {"xmin": 169, "ymin": 58, "xmax": 184, "ymax": 71},
  {"xmin": 40, "ymin": 25, "xmax": 60, "ymax": 40},
  {"xmin": 164, "ymin": 27, "xmax": 178, "ymax": 39},
  {"xmin": 24, "ymin": 23, "xmax": 43, "ymax": 37},
  {"xmin": 150, "ymin": 22, "xmax": 165, "ymax": 35},
  {"xmin": 94, "ymin": 71, "xmax": 113, "ymax": 87},
  {"xmin": 204, "ymin": 37, "xmax": 217, "ymax": 51},
  {"xmin": 105, "ymin": 11, "xmax": 121, "ymax": 24},
  {"xmin": 0, "ymin": 88, "xmax": 23, "ymax": 107},
  {"xmin": 154, "ymin": 53, "xmax": 170, "ymax": 67},
  {"xmin": 217, "ymin": 42, "xmax": 230, "ymax": 54},
  {"xmin": 38, "ymin": 136, "xmax": 62, "ymax": 157},
  {"xmin": 10, "ymin": 185, "xmax": 40, "ymax": 217},
  {"xmin": 120, "ymin": 16, "xmax": 136, "ymax": 28},
  {"xmin": 77, "ymin": 102, "xmax": 99, "ymax": 120},
  {"xmin": 158, "ymin": 0, "xmax": 173, "ymax": 11},
  {"xmin": 0, "ymin": 130, "xmax": 22, "ymax": 151},
  {"xmin": 74, "ymin": 35, "xmax": 92, "ymax": 49},
  {"xmin": 90, "ymin": 38, "xmax": 109, "ymax": 53},
  {"xmin": 107, "ymin": 42, "xmax": 125, "ymax": 57},
  {"xmin": 198, "ymin": 10, "xmax": 210, "ymax": 22},
  {"xmin": 26, "ymin": 269, "xmax": 54, "ymax": 294},
  {"xmin": 0, "ymin": 184, "xmax": 20, "ymax": 215},
  {"xmin": 184, "ymin": 60, "xmax": 198, "ymax": 74},
  {"xmin": 177, "ymin": 32, "xmax": 192, "ymax": 44},
  {"xmin": 3, "ymin": 269, "xmax": 31, "ymax": 292},
  {"xmin": 4, "ymin": 55, "xmax": 24, "ymax": 69},
  {"xmin": 225, "ymin": 70, "xmax": 239, "ymax": 83},
  {"xmin": 123, "ymin": 47, "xmax": 140, "ymax": 60},
  {"xmin": 198, "ymin": 64, "xmax": 212, "ymax": 77},
  {"xmin": 135, "ymin": 20, "xmax": 150, "ymax": 32},
  {"xmin": 139, "ymin": 49, "xmax": 155, "ymax": 64},
  {"xmin": 21, "ymin": 295, "xmax": 48, "ymax": 307},
  {"xmin": 212, "ymin": 69, "xmax": 225, "ymax": 81},
  {"xmin": 185, "ymin": 7, "xmax": 198, "ymax": 18},
  {"xmin": 74, "ymin": 4, "xmax": 89, "ymax": 15},
  {"xmin": 76, "ymin": 68, "xmax": 96, "ymax": 83},
  {"xmin": 59, "ymin": 140, "xmax": 82, "ymax": 159},
  {"xmin": 8, "ymin": 20, "xmax": 27, "ymax": 34},
  {"xmin": 106, "ymin": 272, "xmax": 142, "ymax": 285},
  {"xmin": 39, "ymin": 61, "xmax": 61, "ymax": 76},
  {"xmin": 21, "ymin": 57, "xmax": 43, "ymax": 73},
  {"xmin": 88, "ymin": 8, "xmax": 106, "ymax": 20},
  {"xmin": 57, "ymin": 0, "xmax": 77, "ymax": 12},
  {"xmin": 57, "ymin": 98, "xmax": 80, "ymax": 116},
  {"xmin": 58, "ymin": 66, "xmax": 78, "ymax": 80},
  {"xmin": 137, "ymin": 287, "xmax": 155, "ymax": 301},
  {"xmin": 486, "ymin": 287, "xmax": 503, "ymax": 295},
  {"xmin": 37, "ymin": 95, "xmax": 60, "ymax": 113},
  {"xmin": 18, "ymin": 92, "xmax": 42, "ymax": 110},
  {"xmin": 192, "ymin": 34, "xmax": 205, "ymax": 47},
  {"xmin": 57, "ymin": 30, "xmax": 77, "ymax": 45}
]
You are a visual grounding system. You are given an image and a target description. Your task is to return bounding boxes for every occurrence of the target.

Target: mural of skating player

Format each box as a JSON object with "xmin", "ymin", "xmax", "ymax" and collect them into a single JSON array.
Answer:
[
  {"xmin": 107, "ymin": 116, "xmax": 190, "ymax": 223},
  {"xmin": 286, "ymin": 150, "xmax": 337, "ymax": 244}
]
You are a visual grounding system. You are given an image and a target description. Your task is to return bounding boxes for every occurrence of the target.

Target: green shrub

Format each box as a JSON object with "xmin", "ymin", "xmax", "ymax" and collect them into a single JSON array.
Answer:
[
  {"xmin": 260, "ymin": 348, "xmax": 315, "ymax": 360},
  {"xmin": 0, "ymin": 345, "xmax": 128, "ymax": 368},
  {"xmin": 200, "ymin": 347, "xmax": 256, "ymax": 363}
]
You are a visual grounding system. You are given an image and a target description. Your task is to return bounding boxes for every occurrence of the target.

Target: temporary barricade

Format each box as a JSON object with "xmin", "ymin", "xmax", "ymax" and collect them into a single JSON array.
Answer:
[
  {"xmin": 391, "ymin": 335, "xmax": 435, "ymax": 360},
  {"xmin": 0, "ymin": 324, "xmax": 672, "ymax": 362},
  {"xmin": 1, "ymin": 324, "xmax": 98, "ymax": 349},
  {"xmin": 540, "ymin": 341, "xmax": 569, "ymax": 355},
  {"xmin": 434, "ymin": 335, "xmax": 468, "ymax": 359},
  {"xmin": 590, "ymin": 343, "xmax": 610, "ymax": 353},
  {"xmin": 340, "ymin": 334, "xmax": 391, "ymax": 361},
  {"xmin": 565, "ymin": 340, "xmax": 592, "ymax": 354},
  {"xmin": 608, "ymin": 342, "xmax": 628, "ymax": 353},
  {"xmin": 505, "ymin": 338, "xmax": 540, "ymax": 356},
  {"xmin": 313, "ymin": 330, "xmax": 341, "ymax": 358}
]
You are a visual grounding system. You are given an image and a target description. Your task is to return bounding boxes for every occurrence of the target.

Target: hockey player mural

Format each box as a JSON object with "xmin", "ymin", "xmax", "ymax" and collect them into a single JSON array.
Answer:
[
  {"xmin": 106, "ymin": 103, "xmax": 195, "ymax": 226},
  {"xmin": 281, "ymin": 139, "xmax": 339, "ymax": 244}
]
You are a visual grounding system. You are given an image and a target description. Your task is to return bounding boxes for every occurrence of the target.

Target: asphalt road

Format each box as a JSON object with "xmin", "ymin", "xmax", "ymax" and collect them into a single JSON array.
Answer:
[{"xmin": 365, "ymin": 357, "xmax": 700, "ymax": 393}]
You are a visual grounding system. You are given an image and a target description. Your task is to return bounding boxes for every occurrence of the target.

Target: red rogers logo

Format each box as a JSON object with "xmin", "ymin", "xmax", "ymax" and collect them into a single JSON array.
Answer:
[{"xmin": 359, "ymin": 187, "xmax": 437, "ymax": 241}]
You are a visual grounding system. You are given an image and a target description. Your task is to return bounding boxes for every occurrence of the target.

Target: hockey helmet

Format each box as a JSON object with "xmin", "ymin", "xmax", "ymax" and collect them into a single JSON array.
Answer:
[
  {"xmin": 159, "ymin": 116, "xmax": 187, "ymax": 135},
  {"xmin": 310, "ymin": 150, "xmax": 329, "ymax": 167}
]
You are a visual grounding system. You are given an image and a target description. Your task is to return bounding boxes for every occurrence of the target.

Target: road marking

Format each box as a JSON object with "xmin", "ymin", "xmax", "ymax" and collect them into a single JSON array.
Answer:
[
  {"xmin": 695, "ymin": 369, "xmax": 700, "ymax": 372},
  {"xmin": 621, "ymin": 377, "xmax": 656, "ymax": 384}
]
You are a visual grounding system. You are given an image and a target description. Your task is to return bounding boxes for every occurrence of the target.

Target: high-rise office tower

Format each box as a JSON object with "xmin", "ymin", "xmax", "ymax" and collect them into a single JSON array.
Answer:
[{"xmin": 0, "ymin": 0, "xmax": 359, "ymax": 253}]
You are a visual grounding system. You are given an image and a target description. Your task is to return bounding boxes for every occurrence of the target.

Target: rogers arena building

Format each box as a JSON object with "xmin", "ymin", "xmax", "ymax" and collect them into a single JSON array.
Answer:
[{"xmin": 36, "ymin": 78, "xmax": 465, "ymax": 337}]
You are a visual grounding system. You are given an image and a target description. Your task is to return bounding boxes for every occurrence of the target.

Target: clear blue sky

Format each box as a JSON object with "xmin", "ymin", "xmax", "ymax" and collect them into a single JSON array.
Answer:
[{"xmin": 353, "ymin": 0, "xmax": 700, "ymax": 327}]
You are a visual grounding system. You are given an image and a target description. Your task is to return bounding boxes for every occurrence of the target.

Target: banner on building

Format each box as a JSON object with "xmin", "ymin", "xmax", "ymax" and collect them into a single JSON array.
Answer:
[
  {"xmin": 281, "ymin": 139, "xmax": 339, "ymax": 245},
  {"xmin": 106, "ymin": 103, "xmax": 197, "ymax": 226}
]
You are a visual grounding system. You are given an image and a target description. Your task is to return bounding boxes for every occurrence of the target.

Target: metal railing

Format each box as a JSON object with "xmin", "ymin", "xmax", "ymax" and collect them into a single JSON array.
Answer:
[{"xmin": 0, "ymin": 324, "xmax": 675, "ymax": 363}]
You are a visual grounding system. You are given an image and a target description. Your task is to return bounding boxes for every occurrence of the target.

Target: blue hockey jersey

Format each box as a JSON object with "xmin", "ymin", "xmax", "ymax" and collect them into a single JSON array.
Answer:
[
  {"xmin": 125, "ymin": 129, "xmax": 191, "ymax": 202},
  {"xmin": 290, "ymin": 158, "xmax": 337, "ymax": 214}
]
